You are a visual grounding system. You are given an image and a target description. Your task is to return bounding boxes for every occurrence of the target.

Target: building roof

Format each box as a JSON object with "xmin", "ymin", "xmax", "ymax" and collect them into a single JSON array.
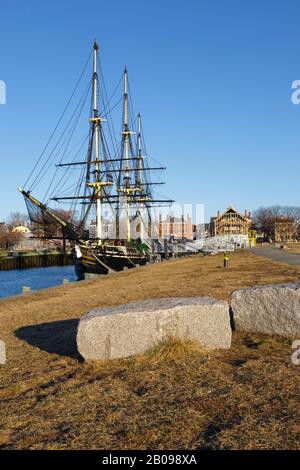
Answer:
[
  {"xmin": 216, "ymin": 207, "xmax": 247, "ymax": 220},
  {"xmin": 12, "ymin": 225, "xmax": 31, "ymax": 233}
]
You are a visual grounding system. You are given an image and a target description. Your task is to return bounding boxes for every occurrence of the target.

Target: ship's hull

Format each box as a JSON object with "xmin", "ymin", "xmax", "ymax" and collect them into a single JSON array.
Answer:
[{"xmin": 74, "ymin": 241, "xmax": 152, "ymax": 279}]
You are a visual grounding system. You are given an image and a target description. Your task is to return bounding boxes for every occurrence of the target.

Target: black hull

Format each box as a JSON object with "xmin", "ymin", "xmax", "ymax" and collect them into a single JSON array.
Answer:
[
  {"xmin": 74, "ymin": 252, "xmax": 149, "ymax": 280},
  {"xmin": 72, "ymin": 239, "xmax": 162, "ymax": 280}
]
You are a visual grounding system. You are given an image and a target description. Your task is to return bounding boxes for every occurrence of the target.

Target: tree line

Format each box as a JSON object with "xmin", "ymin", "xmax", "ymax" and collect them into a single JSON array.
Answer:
[
  {"xmin": 1, "ymin": 206, "xmax": 300, "ymax": 249},
  {"xmin": 252, "ymin": 206, "xmax": 300, "ymax": 239},
  {"xmin": 0, "ymin": 212, "xmax": 29, "ymax": 249},
  {"xmin": 0, "ymin": 209, "xmax": 74, "ymax": 250}
]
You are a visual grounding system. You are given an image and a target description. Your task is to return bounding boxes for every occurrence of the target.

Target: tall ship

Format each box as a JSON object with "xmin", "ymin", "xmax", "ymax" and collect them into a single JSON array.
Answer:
[{"xmin": 18, "ymin": 42, "xmax": 173, "ymax": 279}]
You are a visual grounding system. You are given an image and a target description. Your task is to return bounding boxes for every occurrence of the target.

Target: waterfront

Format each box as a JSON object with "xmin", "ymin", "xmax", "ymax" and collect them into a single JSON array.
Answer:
[
  {"xmin": 0, "ymin": 265, "xmax": 76, "ymax": 299},
  {"xmin": 0, "ymin": 252, "xmax": 72, "ymax": 271}
]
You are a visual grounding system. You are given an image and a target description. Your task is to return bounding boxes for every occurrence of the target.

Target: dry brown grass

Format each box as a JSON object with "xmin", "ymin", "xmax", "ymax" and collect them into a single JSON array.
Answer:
[
  {"xmin": 0, "ymin": 251, "xmax": 300, "ymax": 450},
  {"xmin": 285, "ymin": 242, "xmax": 300, "ymax": 254}
]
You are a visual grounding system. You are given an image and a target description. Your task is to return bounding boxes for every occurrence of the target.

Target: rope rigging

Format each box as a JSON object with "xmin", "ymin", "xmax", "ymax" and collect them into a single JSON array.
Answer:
[
  {"xmin": 30, "ymin": 78, "xmax": 93, "ymax": 193},
  {"xmin": 24, "ymin": 50, "xmax": 93, "ymax": 189},
  {"xmin": 20, "ymin": 42, "xmax": 173, "ymax": 242}
]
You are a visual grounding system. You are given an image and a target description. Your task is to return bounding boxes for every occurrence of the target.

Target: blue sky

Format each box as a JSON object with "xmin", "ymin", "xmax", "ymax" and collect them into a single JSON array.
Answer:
[{"xmin": 1, "ymin": 0, "xmax": 300, "ymax": 222}]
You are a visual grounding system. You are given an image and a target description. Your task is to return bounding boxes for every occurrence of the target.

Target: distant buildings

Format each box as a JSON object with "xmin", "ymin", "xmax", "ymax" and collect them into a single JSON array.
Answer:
[
  {"xmin": 210, "ymin": 207, "xmax": 252, "ymax": 237},
  {"xmin": 8, "ymin": 209, "xmax": 296, "ymax": 248},
  {"xmin": 157, "ymin": 214, "xmax": 193, "ymax": 240},
  {"xmin": 208, "ymin": 208, "xmax": 298, "ymax": 243},
  {"xmin": 193, "ymin": 223, "xmax": 205, "ymax": 240},
  {"xmin": 12, "ymin": 225, "xmax": 31, "ymax": 234},
  {"xmin": 274, "ymin": 218, "xmax": 297, "ymax": 242}
]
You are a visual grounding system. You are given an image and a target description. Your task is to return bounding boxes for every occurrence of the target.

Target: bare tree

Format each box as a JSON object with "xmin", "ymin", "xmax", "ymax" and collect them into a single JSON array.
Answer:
[
  {"xmin": 284, "ymin": 206, "xmax": 300, "ymax": 225},
  {"xmin": 253, "ymin": 206, "xmax": 300, "ymax": 239},
  {"xmin": 6, "ymin": 212, "xmax": 29, "ymax": 229},
  {"xmin": 0, "ymin": 224, "xmax": 22, "ymax": 250}
]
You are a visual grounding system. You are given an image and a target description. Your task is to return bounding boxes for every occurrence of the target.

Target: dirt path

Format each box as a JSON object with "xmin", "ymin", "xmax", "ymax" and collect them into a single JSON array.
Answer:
[{"xmin": 252, "ymin": 246, "xmax": 300, "ymax": 266}]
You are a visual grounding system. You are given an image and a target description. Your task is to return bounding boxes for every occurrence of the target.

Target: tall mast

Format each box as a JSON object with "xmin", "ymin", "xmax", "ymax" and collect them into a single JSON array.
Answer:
[
  {"xmin": 124, "ymin": 67, "xmax": 129, "ymax": 176},
  {"xmin": 137, "ymin": 113, "xmax": 144, "ymax": 239},
  {"xmin": 92, "ymin": 41, "xmax": 102, "ymax": 240},
  {"xmin": 93, "ymin": 42, "xmax": 98, "ymax": 114},
  {"xmin": 19, "ymin": 43, "xmax": 174, "ymax": 247},
  {"xmin": 123, "ymin": 67, "xmax": 131, "ymax": 241},
  {"xmin": 88, "ymin": 41, "xmax": 112, "ymax": 241}
]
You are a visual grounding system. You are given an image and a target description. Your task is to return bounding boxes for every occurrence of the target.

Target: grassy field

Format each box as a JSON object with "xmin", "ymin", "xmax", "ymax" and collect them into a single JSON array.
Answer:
[
  {"xmin": 0, "ymin": 251, "xmax": 300, "ymax": 450},
  {"xmin": 285, "ymin": 242, "xmax": 300, "ymax": 254}
]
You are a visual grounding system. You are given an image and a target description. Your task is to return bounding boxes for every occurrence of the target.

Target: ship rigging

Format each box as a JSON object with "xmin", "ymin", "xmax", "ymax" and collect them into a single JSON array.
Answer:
[{"xmin": 18, "ymin": 41, "xmax": 173, "ymax": 278}]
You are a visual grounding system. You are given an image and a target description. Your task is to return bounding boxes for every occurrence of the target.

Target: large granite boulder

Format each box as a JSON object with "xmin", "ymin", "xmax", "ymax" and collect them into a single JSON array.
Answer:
[
  {"xmin": 231, "ymin": 281, "xmax": 300, "ymax": 337},
  {"xmin": 77, "ymin": 297, "xmax": 231, "ymax": 360}
]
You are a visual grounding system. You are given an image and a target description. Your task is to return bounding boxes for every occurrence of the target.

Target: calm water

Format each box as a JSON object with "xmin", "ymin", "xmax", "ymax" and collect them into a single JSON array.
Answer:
[{"xmin": 0, "ymin": 265, "xmax": 77, "ymax": 299}]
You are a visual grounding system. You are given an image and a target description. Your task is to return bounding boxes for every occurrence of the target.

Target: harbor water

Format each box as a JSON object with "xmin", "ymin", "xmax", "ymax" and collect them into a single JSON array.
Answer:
[{"xmin": 0, "ymin": 265, "xmax": 77, "ymax": 299}]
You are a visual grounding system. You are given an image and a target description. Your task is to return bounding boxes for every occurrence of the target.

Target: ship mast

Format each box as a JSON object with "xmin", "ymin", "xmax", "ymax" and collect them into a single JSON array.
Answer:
[
  {"xmin": 19, "ymin": 42, "xmax": 174, "ymax": 246},
  {"xmin": 122, "ymin": 67, "xmax": 131, "ymax": 241},
  {"xmin": 137, "ymin": 113, "xmax": 144, "ymax": 239},
  {"xmin": 88, "ymin": 41, "xmax": 112, "ymax": 241}
]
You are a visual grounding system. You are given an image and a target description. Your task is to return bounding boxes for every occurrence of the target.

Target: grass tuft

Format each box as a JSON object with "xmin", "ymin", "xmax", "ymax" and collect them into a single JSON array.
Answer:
[{"xmin": 142, "ymin": 336, "xmax": 206, "ymax": 364}]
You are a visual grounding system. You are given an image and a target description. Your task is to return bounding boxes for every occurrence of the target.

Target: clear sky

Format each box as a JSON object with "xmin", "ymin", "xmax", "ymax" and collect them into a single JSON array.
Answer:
[{"xmin": 0, "ymin": 0, "xmax": 300, "ymax": 222}]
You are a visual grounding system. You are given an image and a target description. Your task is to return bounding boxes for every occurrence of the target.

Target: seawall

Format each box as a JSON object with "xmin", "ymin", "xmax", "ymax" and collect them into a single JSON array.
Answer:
[{"xmin": 0, "ymin": 253, "xmax": 73, "ymax": 271}]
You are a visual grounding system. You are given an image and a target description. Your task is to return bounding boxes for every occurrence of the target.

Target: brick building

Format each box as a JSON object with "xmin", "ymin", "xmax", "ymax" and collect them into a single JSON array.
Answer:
[
  {"xmin": 274, "ymin": 218, "xmax": 297, "ymax": 242},
  {"xmin": 157, "ymin": 214, "xmax": 193, "ymax": 240}
]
